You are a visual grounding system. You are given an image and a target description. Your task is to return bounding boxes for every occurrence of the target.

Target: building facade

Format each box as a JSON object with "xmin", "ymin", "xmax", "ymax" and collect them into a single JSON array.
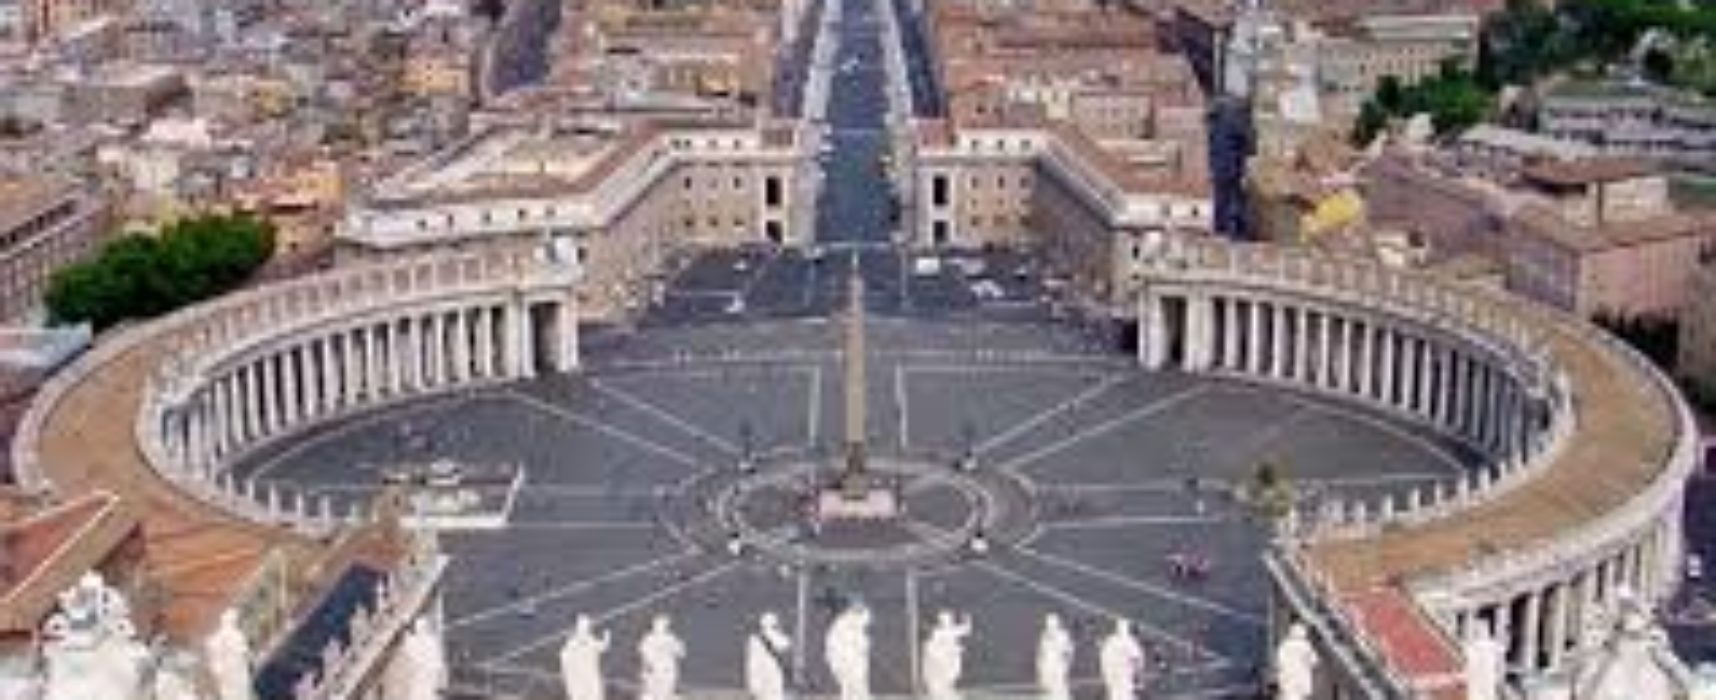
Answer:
[{"xmin": 0, "ymin": 178, "xmax": 112, "ymax": 324}]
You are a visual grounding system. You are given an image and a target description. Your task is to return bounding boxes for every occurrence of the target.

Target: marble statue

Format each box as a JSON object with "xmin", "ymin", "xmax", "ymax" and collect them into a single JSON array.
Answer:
[
  {"xmin": 746, "ymin": 612, "xmax": 792, "ymax": 700},
  {"xmin": 42, "ymin": 572, "xmax": 150, "ymax": 700},
  {"xmin": 206, "ymin": 609, "xmax": 255, "ymax": 700},
  {"xmin": 151, "ymin": 653, "xmax": 203, "ymax": 700},
  {"xmin": 637, "ymin": 615, "xmax": 687, "ymax": 700},
  {"xmin": 1463, "ymin": 623, "xmax": 1505, "ymax": 700},
  {"xmin": 921, "ymin": 610, "xmax": 973, "ymax": 700},
  {"xmin": 1036, "ymin": 613, "xmax": 1074, "ymax": 700},
  {"xmin": 560, "ymin": 614, "xmax": 611, "ymax": 700},
  {"xmin": 1098, "ymin": 618, "xmax": 1144, "ymax": 700},
  {"xmin": 824, "ymin": 604, "xmax": 872, "ymax": 700},
  {"xmin": 1274, "ymin": 623, "xmax": 1319, "ymax": 700},
  {"xmin": 388, "ymin": 617, "xmax": 447, "ymax": 700}
]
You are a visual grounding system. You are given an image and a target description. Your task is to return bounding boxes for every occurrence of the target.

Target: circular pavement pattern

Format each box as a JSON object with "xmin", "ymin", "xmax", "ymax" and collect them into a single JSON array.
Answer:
[{"xmin": 237, "ymin": 317, "xmax": 1478, "ymax": 700}]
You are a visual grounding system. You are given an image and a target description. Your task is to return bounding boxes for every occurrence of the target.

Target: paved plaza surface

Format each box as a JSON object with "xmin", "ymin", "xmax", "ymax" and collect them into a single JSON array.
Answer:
[{"xmin": 239, "ymin": 280, "xmax": 1479, "ymax": 700}]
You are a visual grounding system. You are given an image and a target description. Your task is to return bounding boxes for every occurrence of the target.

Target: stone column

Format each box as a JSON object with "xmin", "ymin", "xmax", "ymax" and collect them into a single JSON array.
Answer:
[
  {"xmin": 318, "ymin": 335, "xmax": 337, "ymax": 415},
  {"xmin": 386, "ymin": 320, "xmax": 405, "ymax": 394},
  {"xmin": 300, "ymin": 344, "xmax": 320, "ymax": 421},
  {"xmin": 1138, "ymin": 289, "xmax": 1167, "ymax": 370},
  {"xmin": 261, "ymin": 355, "xmax": 281, "ymax": 435},
  {"xmin": 1296, "ymin": 307, "xmax": 1314, "ymax": 382},
  {"xmin": 1379, "ymin": 328, "xmax": 1397, "ymax": 407},
  {"xmin": 1394, "ymin": 336, "xmax": 1415, "ymax": 414},
  {"xmin": 1494, "ymin": 601, "xmax": 1514, "ymax": 668},
  {"xmin": 405, "ymin": 315, "xmax": 424, "ymax": 391},
  {"xmin": 1448, "ymin": 351, "xmax": 1467, "ymax": 435},
  {"xmin": 1417, "ymin": 339, "xmax": 1437, "ymax": 419},
  {"xmin": 1319, "ymin": 311, "xmax": 1336, "ymax": 390},
  {"xmin": 212, "ymin": 375, "xmax": 233, "ymax": 458},
  {"xmin": 1335, "ymin": 316, "xmax": 1353, "ymax": 393},
  {"xmin": 1247, "ymin": 299, "xmax": 1265, "ymax": 375},
  {"xmin": 431, "ymin": 312, "xmax": 448, "ymax": 387},
  {"xmin": 476, "ymin": 307, "xmax": 496, "ymax": 378},
  {"xmin": 1222, "ymin": 297, "xmax": 1242, "ymax": 370},
  {"xmin": 452, "ymin": 309, "xmax": 471, "ymax": 383},
  {"xmin": 1547, "ymin": 581, "xmax": 1570, "ymax": 668},
  {"xmin": 343, "ymin": 330, "xmax": 360, "ymax": 407},
  {"xmin": 557, "ymin": 295, "xmax": 581, "ymax": 372},
  {"xmin": 1357, "ymin": 321, "xmax": 1374, "ymax": 399},
  {"xmin": 1185, "ymin": 293, "xmax": 1214, "ymax": 372},
  {"xmin": 504, "ymin": 299, "xmax": 535, "ymax": 378},
  {"xmin": 1271, "ymin": 303, "xmax": 1288, "ymax": 379},
  {"xmin": 1522, "ymin": 588, "xmax": 1542, "ymax": 673}
]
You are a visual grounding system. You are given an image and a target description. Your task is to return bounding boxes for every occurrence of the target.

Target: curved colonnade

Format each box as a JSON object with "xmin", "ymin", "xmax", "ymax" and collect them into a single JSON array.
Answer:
[
  {"xmin": 10, "ymin": 233, "xmax": 1697, "ymax": 695},
  {"xmin": 15, "ymin": 244, "xmax": 581, "ymax": 535},
  {"xmin": 1133, "ymin": 235, "xmax": 1697, "ymax": 687}
]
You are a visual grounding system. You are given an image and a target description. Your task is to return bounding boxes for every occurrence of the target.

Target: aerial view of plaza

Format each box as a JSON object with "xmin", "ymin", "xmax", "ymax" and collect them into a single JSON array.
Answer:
[{"xmin": 5, "ymin": 0, "xmax": 1716, "ymax": 697}]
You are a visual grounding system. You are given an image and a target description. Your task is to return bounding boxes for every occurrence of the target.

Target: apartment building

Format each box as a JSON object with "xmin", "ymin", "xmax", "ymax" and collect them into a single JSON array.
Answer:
[
  {"xmin": 0, "ymin": 178, "xmax": 113, "ymax": 324},
  {"xmin": 341, "ymin": 120, "xmax": 810, "ymax": 319}
]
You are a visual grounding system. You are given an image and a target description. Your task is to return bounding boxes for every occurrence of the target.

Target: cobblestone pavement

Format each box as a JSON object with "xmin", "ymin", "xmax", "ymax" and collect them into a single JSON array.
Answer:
[{"xmin": 240, "ymin": 310, "xmax": 1479, "ymax": 700}]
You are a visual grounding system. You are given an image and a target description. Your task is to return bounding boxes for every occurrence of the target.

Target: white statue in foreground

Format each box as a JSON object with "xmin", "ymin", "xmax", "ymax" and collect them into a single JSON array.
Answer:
[
  {"xmin": 746, "ymin": 612, "xmax": 793, "ymax": 700},
  {"xmin": 388, "ymin": 617, "xmax": 447, "ymax": 700},
  {"xmin": 1274, "ymin": 623, "xmax": 1319, "ymax": 700},
  {"xmin": 561, "ymin": 614, "xmax": 611, "ymax": 700},
  {"xmin": 824, "ymin": 604, "xmax": 873, "ymax": 700},
  {"xmin": 1037, "ymin": 613, "xmax": 1074, "ymax": 700},
  {"xmin": 922, "ymin": 611, "xmax": 973, "ymax": 700},
  {"xmin": 1463, "ymin": 623, "xmax": 1505, "ymax": 700},
  {"xmin": 42, "ymin": 573, "xmax": 150, "ymax": 700},
  {"xmin": 206, "ymin": 609, "xmax": 255, "ymax": 700},
  {"xmin": 1099, "ymin": 618, "xmax": 1145, "ymax": 700},
  {"xmin": 638, "ymin": 615, "xmax": 687, "ymax": 700}
]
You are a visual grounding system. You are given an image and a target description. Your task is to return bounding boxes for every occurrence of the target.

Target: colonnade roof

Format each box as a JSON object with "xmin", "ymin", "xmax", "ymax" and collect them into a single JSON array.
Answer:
[
  {"xmin": 27, "ymin": 331, "xmax": 318, "ymax": 641},
  {"xmin": 1306, "ymin": 308, "xmax": 1677, "ymax": 591}
]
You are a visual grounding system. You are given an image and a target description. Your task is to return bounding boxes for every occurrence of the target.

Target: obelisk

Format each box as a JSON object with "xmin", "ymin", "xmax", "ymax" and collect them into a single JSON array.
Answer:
[{"xmin": 840, "ymin": 261, "xmax": 869, "ymax": 497}]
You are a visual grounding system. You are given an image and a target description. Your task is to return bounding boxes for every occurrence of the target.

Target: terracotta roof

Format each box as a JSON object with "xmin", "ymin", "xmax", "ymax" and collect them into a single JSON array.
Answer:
[
  {"xmin": 27, "ymin": 329, "xmax": 319, "ymax": 641},
  {"xmin": 1307, "ymin": 301, "xmax": 1676, "ymax": 590},
  {"xmin": 0, "ymin": 491, "xmax": 141, "ymax": 634},
  {"xmin": 1522, "ymin": 157, "xmax": 1654, "ymax": 188},
  {"xmin": 1344, "ymin": 588, "xmax": 1463, "ymax": 694}
]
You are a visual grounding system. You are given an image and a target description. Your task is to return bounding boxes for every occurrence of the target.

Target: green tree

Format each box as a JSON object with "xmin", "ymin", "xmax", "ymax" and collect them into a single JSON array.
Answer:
[{"xmin": 46, "ymin": 213, "xmax": 276, "ymax": 330}]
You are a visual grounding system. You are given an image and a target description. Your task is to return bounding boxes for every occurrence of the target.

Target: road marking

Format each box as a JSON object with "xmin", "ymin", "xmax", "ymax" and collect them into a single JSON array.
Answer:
[
  {"xmin": 895, "ymin": 363, "xmax": 909, "ymax": 450},
  {"xmin": 1039, "ymin": 515, "xmax": 1231, "ymax": 531},
  {"xmin": 975, "ymin": 561, "xmax": 1217, "ymax": 660},
  {"xmin": 502, "ymin": 390, "xmax": 702, "ymax": 469},
  {"xmin": 503, "ymin": 521, "xmax": 660, "ymax": 531},
  {"xmin": 1016, "ymin": 545, "xmax": 1265, "ymax": 626},
  {"xmin": 485, "ymin": 560, "xmax": 741, "ymax": 665},
  {"xmin": 972, "ymin": 373, "xmax": 1131, "ymax": 456},
  {"xmin": 807, "ymin": 364, "xmax": 823, "ymax": 447},
  {"xmin": 448, "ymin": 549, "xmax": 701, "ymax": 630},
  {"xmin": 1269, "ymin": 390, "xmax": 1468, "ymax": 473},
  {"xmin": 590, "ymin": 377, "xmax": 741, "ymax": 456},
  {"xmin": 996, "ymin": 384, "xmax": 1211, "ymax": 475}
]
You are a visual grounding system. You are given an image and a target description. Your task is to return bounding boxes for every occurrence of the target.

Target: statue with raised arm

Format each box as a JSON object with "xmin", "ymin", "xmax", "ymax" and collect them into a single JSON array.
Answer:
[
  {"xmin": 560, "ymin": 614, "xmax": 611, "ymax": 700},
  {"xmin": 638, "ymin": 615, "xmax": 686, "ymax": 700},
  {"xmin": 1037, "ymin": 613, "xmax": 1074, "ymax": 700},
  {"xmin": 1274, "ymin": 623, "xmax": 1319, "ymax": 700},
  {"xmin": 824, "ymin": 603, "xmax": 872, "ymax": 700},
  {"xmin": 922, "ymin": 610, "xmax": 973, "ymax": 700},
  {"xmin": 1099, "ymin": 618, "xmax": 1144, "ymax": 700},
  {"xmin": 1463, "ymin": 622, "xmax": 1505, "ymax": 700},
  {"xmin": 746, "ymin": 612, "xmax": 793, "ymax": 700},
  {"xmin": 205, "ymin": 609, "xmax": 255, "ymax": 700}
]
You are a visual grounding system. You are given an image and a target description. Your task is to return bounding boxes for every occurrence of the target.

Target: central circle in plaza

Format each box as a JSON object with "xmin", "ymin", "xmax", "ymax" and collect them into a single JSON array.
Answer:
[{"xmin": 671, "ymin": 456, "xmax": 1037, "ymax": 569}]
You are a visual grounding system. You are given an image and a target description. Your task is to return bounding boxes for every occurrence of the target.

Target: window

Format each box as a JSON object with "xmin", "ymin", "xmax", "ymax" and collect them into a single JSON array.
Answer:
[
  {"xmin": 764, "ymin": 176, "xmax": 783, "ymax": 207},
  {"xmin": 931, "ymin": 175, "xmax": 950, "ymax": 208},
  {"xmin": 932, "ymin": 220, "xmax": 950, "ymax": 245}
]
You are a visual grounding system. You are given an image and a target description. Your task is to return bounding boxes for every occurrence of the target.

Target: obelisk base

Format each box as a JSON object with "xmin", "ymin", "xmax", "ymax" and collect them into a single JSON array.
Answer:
[{"xmin": 818, "ymin": 486, "xmax": 898, "ymax": 520}]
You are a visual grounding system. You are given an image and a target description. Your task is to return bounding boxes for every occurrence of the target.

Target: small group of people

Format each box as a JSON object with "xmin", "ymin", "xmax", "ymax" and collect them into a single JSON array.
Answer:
[{"xmin": 1165, "ymin": 550, "xmax": 1214, "ymax": 581}]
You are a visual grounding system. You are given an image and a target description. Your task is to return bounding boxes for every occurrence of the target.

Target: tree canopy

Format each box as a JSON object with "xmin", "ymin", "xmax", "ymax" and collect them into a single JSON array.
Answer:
[
  {"xmin": 1351, "ymin": 62, "xmax": 1494, "ymax": 144},
  {"xmin": 46, "ymin": 213, "xmax": 275, "ymax": 330}
]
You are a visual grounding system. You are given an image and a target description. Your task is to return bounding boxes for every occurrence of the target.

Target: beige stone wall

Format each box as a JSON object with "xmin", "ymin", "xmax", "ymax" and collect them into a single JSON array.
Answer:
[
  {"xmin": 1678, "ymin": 261, "xmax": 1716, "ymax": 401},
  {"xmin": 0, "ymin": 194, "xmax": 112, "ymax": 323},
  {"xmin": 1579, "ymin": 233, "xmax": 1712, "ymax": 319},
  {"xmin": 1028, "ymin": 164, "xmax": 1125, "ymax": 306}
]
